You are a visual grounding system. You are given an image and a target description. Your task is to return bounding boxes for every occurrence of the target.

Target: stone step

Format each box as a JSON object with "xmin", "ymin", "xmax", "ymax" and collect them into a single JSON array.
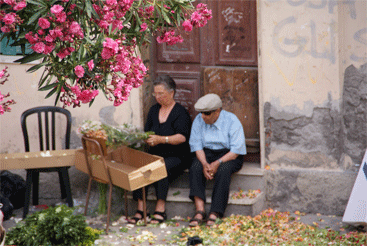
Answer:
[
  {"xmin": 126, "ymin": 188, "xmax": 265, "ymax": 218},
  {"xmin": 170, "ymin": 162, "xmax": 265, "ymax": 191}
]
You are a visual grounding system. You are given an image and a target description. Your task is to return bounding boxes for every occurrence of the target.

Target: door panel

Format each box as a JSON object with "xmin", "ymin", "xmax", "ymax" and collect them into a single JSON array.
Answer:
[
  {"xmin": 157, "ymin": 28, "xmax": 200, "ymax": 64},
  {"xmin": 214, "ymin": 0, "xmax": 257, "ymax": 65}
]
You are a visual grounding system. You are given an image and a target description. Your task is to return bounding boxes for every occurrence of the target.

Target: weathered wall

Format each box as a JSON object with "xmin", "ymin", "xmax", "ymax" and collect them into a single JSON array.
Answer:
[{"xmin": 258, "ymin": 0, "xmax": 367, "ymax": 214}]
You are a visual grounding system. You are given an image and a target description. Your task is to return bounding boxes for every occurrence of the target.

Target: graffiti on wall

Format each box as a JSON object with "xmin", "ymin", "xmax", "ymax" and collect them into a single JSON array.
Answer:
[{"xmin": 269, "ymin": 0, "xmax": 366, "ymax": 64}]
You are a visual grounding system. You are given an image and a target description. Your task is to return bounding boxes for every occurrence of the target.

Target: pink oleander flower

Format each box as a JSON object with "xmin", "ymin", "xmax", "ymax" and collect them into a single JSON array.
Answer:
[
  {"xmin": 50, "ymin": 4, "xmax": 64, "ymax": 14},
  {"xmin": 182, "ymin": 19, "xmax": 193, "ymax": 32},
  {"xmin": 101, "ymin": 38, "xmax": 119, "ymax": 59},
  {"xmin": 69, "ymin": 21, "xmax": 82, "ymax": 34},
  {"xmin": 43, "ymin": 44, "xmax": 55, "ymax": 54},
  {"xmin": 1, "ymin": 26, "xmax": 11, "ymax": 33},
  {"xmin": 32, "ymin": 42, "xmax": 45, "ymax": 53},
  {"xmin": 157, "ymin": 30, "xmax": 183, "ymax": 45},
  {"xmin": 146, "ymin": 5, "xmax": 154, "ymax": 14},
  {"xmin": 25, "ymin": 32, "xmax": 38, "ymax": 44},
  {"xmin": 2, "ymin": 13, "xmax": 16, "ymax": 25},
  {"xmin": 55, "ymin": 11, "xmax": 67, "ymax": 23},
  {"xmin": 49, "ymin": 28, "xmax": 63, "ymax": 38},
  {"xmin": 191, "ymin": 3, "xmax": 212, "ymax": 28},
  {"xmin": 74, "ymin": 65, "xmax": 85, "ymax": 78},
  {"xmin": 38, "ymin": 17, "xmax": 50, "ymax": 29},
  {"xmin": 106, "ymin": 0, "xmax": 117, "ymax": 5},
  {"xmin": 140, "ymin": 23, "xmax": 147, "ymax": 32},
  {"xmin": 56, "ymin": 47, "xmax": 75, "ymax": 59},
  {"xmin": 4, "ymin": 0, "xmax": 15, "ymax": 6},
  {"xmin": 87, "ymin": 60, "xmax": 94, "ymax": 71},
  {"xmin": 13, "ymin": 1, "xmax": 27, "ymax": 11},
  {"xmin": 78, "ymin": 89, "xmax": 99, "ymax": 103}
]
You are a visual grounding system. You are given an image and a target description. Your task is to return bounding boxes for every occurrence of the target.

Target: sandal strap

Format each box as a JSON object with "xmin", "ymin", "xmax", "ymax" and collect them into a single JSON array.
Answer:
[
  {"xmin": 153, "ymin": 211, "xmax": 167, "ymax": 220},
  {"xmin": 208, "ymin": 211, "xmax": 220, "ymax": 219},
  {"xmin": 136, "ymin": 210, "xmax": 150, "ymax": 217},
  {"xmin": 194, "ymin": 210, "xmax": 206, "ymax": 219}
]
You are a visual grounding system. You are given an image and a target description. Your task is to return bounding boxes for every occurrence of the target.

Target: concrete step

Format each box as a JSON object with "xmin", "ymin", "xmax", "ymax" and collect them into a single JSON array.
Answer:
[
  {"xmin": 127, "ymin": 187, "xmax": 265, "ymax": 219},
  {"xmin": 170, "ymin": 162, "xmax": 265, "ymax": 191}
]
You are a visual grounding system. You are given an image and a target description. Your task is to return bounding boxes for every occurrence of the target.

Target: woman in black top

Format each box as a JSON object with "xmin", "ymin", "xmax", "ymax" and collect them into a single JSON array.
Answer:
[{"xmin": 127, "ymin": 75, "xmax": 192, "ymax": 224}]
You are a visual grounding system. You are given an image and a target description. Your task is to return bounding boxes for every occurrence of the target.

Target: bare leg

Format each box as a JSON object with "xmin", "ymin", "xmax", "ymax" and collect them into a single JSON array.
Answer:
[
  {"xmin": 127, "ymin": 199, "xmax": 146, "ymax": 223},
  {"xmin": 150, "ymin": 199, "xmax": 166, "ymax": 224},
  {"xmin": 189, "ymin": 196, "xmax": 206, "ymax": 227}
]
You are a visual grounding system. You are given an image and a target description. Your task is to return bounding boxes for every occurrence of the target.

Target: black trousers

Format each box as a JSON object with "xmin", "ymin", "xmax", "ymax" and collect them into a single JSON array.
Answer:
[
  {"xmin": 189, "ymin": 148, "xmax": 243, "ymax": 217},
  {"xmin": 133, "ymin": 156, "xmax": 187, "ymax": 202}
]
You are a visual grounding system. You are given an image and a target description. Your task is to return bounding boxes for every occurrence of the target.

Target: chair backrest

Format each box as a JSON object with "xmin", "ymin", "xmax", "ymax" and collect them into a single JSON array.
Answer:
[
  {"xmin": 20, "ymin": 106, "xmax": 71, "ymax": 152},
  {"xmin": 81, "ymin": 135, "xmax": 112, "ymax": 184}
]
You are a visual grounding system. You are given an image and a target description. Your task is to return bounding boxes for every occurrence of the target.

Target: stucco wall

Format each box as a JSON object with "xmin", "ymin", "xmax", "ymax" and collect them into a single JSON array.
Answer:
[{"xmin": 258, "ymin": 0, "xmax": 367, "ymax": 214}]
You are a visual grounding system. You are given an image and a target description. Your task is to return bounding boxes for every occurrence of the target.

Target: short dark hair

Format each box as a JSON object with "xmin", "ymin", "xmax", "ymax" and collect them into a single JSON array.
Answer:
[{"xmin": 153, "ymin": 75, "xmax": 176, "ymax": 95}]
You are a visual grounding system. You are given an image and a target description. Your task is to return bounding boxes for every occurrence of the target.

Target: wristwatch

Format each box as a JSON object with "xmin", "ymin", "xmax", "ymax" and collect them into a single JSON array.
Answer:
[
  {"xmin": 218, "ymin": 159, "xmax": 223, "ymax": 165},
  {"xmin": 165, "ymin": 136, "xmax": 169, "ymax": 144}
]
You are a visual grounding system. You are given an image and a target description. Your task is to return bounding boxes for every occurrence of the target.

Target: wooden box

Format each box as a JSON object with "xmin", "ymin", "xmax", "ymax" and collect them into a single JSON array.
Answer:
[{"xmin": 74, "ymin": 146, "xmax": 167, "ymax": 191}]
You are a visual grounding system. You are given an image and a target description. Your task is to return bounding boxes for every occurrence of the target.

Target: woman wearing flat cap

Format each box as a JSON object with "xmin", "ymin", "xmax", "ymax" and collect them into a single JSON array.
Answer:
[
  {"xmin": 188, "ymin": 93, "xmax": 246, "ymax": 227},
  {"xmin": 127, "ymin": 75, "xmax": 192, "ymax": 225}
]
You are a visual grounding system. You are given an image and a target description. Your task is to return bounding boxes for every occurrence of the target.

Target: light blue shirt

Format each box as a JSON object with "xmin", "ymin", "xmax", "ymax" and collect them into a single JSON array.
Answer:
[{"xmin": 189, "ymin": 110, "xmax": 246, "ymax": 155}]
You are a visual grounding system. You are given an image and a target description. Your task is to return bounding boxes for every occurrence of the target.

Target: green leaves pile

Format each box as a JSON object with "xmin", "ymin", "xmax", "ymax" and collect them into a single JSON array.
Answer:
[{"xmin": 5, "ymin": 205, "xmax": 101, "ymax": 246}]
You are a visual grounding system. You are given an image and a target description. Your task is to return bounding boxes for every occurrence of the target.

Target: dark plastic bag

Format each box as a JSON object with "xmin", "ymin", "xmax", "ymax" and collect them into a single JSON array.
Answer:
[{"xmin": 0, "ymin": 170, "xmax": 26, "ymax": 209}]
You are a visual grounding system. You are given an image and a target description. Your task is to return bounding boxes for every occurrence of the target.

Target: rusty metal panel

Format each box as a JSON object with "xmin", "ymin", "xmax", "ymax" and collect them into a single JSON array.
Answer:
[
  {"xmin": 203, "ymin": 67, "xmax": 259, "ymax": 143},
  {"xmin": 157, "ymin": 28, "xmax": 200, "ymax": 64},
  {"xmin": 214, "ymin": 0, "xmax": 257, "ymax": 66},
  {"xmin": 173, "ymin": 77, "xmax": 201, "ymax": 120},
  {"xmin": 156, "ymin": 69, "xmax": 201, "ymax": 120}
]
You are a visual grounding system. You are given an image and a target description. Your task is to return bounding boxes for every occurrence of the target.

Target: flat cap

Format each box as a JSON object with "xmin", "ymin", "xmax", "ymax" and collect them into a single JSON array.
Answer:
[{"xmin": 194, "ymin": 93, "xmax": 222, "ymax": 112}]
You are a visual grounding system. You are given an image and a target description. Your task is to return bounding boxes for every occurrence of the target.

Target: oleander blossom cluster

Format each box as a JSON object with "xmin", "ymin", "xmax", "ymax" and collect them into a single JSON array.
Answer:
[
  {"xmin": 0, "ymin": 67, "xmax": 16, "ymax": 115},
  {"xmin": 0, "ymin": 0, "xmax": 26, "ymax": 33},
  {"xmin": 0, "ymin": 0, "xmax": 212, "ymax": 108}
]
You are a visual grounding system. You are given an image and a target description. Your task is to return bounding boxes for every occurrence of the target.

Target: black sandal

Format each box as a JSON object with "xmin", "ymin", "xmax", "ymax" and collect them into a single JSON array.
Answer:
[
  {"xmin": 128, "ymin": 210, "xmax": 150, "ymax": 224},
  {"xmin": 150, "ymin": 211, "xmax": 167, "ymax": 224},
  {"xmin": 206, "ymin": 212, "xmax": 220, "ymax": 226},
  {"xmin": 189, "ymin": 210, "xmax": 206, "ymax": 227}
]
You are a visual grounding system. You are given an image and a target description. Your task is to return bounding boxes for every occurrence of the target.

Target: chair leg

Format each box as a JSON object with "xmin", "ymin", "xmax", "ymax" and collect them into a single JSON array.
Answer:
[
  {"xmin": 106, "ymin": 184, "xmax": 113, "ymax": 234},
  {"xmin": 58, "ymin": 170, "xmax": 67, "ymax": 199},
  {"xmin": 23, "ymin": 171, "xmax": 33, "ymax": 219},
  {"xmin": 143, "ymin": 187, "xmax": 147, "ymax": 226},
  {"xmin": 60, "ymin": 168, "xmax": 73, "ymax": 207},
  {"xmin": 84, "ymin": 177, "xmax": 93, "ymax": 216},
  {"xmin": 32, "ymin": 171, "xmax": 39, "ymax": 206},
  {"xmin": 124, "ymin": 191, "xmax": 128, "ymax": 219}
]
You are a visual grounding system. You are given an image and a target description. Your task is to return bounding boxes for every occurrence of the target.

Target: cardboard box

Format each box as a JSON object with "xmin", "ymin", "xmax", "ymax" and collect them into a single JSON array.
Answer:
[
  {"xmin": 0, "ymin": 149, "xmax": 77, "ymax": 170},
  {"xmin": 74, "ymin": 146, "xmax": 167, "ymax": 191}
]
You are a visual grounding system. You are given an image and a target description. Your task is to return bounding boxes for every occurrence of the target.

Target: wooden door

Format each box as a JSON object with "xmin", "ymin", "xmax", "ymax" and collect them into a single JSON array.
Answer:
[{"xmin": 148, "ymin": 0, "xmax": 259, "ymax": 152}]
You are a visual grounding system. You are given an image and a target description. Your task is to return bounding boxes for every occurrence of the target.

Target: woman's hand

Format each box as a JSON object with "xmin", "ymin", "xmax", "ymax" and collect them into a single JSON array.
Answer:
[{"xmin": 145, "ymin": 135, "xmax": 163, "ymax": 147}]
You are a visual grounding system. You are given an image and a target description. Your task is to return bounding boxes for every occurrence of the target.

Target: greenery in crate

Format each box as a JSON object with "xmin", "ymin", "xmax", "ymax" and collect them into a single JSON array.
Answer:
[
  {"xmin": 5, "ymin": 205, "xmax": 101, "ymax": 246},
  {"xmin": 102, "ymin": 123, "xmax": 154, "ymax": 150},
  {"xmin": 77, "ymin": 120, "xmax": 154, "ymax": 150}
]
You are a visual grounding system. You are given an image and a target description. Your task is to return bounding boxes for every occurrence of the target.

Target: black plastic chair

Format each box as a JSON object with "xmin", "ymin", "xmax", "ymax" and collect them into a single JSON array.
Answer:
[{"xmin": 21, "ymin": 106, "xmax": 73, "ymax": 218}]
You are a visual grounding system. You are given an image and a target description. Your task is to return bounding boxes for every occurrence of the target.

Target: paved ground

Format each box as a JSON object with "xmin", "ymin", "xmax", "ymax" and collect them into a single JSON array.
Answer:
[{"xmin": 2, "ymin": 198, "xmax": 365, "ymax": 245}]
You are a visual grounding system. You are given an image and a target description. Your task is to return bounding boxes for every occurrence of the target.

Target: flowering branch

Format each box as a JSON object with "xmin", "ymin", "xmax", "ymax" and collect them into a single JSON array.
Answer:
[
  {"xmin": 0, "ymin": 66, "xmax": 16, "ymax": 115},
  {"xmin": 0, "ymin": 0, "xmax": 212, "ymax": 108}
]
